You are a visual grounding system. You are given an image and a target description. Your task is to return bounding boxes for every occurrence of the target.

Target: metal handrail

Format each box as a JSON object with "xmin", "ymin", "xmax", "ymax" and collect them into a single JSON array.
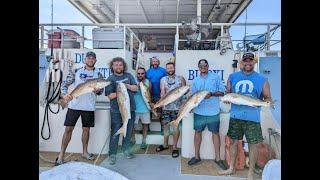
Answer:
[{"xmin": 39, "ymin": 22, "xmax": 281, "ymax": 50}]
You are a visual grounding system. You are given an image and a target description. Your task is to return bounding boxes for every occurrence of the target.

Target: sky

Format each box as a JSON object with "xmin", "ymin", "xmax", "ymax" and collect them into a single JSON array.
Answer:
[{"xmin": 39, "ymin": 0, "xmax": 281, "ymax": 50}]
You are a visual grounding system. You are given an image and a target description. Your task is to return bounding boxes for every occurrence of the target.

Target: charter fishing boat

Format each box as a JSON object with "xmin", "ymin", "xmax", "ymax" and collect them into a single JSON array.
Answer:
[{"xmin": 39, "ymin": 0, "xmax": 281, "ymax": 179}]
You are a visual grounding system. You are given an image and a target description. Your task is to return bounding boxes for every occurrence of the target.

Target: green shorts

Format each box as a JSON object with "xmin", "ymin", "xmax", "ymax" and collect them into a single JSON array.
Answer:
[{"xmin": 227, "ymin": 118, "xmax": 263, "ymax": 144}]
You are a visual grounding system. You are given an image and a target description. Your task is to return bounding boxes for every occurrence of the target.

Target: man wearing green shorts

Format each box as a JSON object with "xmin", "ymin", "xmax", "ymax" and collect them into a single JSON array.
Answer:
[{"xmin": 218, "ymin": 52, "xmax": 272, "ymax": 180}]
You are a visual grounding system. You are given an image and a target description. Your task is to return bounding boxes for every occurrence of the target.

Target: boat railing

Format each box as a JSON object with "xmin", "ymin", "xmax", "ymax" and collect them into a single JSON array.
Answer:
[{"xmin": 39, "ymin": 22, "xmax": 281, "ymax": 51}]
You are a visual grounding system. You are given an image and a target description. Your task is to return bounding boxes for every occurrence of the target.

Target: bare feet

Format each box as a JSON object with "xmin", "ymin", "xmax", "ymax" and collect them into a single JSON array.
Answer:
[{"xmin": 218, "ymin": 168, "xmax": 235, "ymax": 175}]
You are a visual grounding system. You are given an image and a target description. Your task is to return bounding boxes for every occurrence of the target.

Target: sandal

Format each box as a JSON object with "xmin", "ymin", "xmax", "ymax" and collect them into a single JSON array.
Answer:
[
  {"xmin": 215, "ymin": 159, "xmax": 228, "ymax": 170},
  {"xmin": 54, "ymin": 157, "xmax": 64, "ymax": 166},
  {"xmin": 188, "ymin": 157, "xmax": 201, "ymax": 166},
  {"xmin": 156, "ymin": 145, "xmax": 169, "ymax": 152},
  {"xmin": 140, "ymin": 142, "xmax": 147, "ymax": 149},
  {"xmin": 82, "ymin": 153, "xmax": 95, "ymax": 160},
  {"xmin": 172, "ymin": 149, "xmax": 179, "ymax": 158}
]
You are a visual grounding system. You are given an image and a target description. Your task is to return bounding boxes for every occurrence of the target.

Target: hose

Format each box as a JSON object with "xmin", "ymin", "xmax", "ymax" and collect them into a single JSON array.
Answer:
[{"xmin": 41, "ymin": 69, "xmax": 62, "ymax": 140}]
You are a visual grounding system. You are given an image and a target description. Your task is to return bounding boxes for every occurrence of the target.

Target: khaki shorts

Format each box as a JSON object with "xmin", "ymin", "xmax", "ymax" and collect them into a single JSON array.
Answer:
[{"xmin": 135, "ymin": 112, "xmax": 151, "ymax": 124}]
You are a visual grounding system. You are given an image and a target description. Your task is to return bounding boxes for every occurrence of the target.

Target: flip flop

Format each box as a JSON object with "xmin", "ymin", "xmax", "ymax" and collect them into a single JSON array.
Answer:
[
  {"xmin": 172, "ymin": 149, "xmax": 179, "ymax": 158},
  {"xmin": 188, "ymin": 157, "xmax": 201, "ymax": 166},
  {"xmin": 156, "ymin": 145, "xmax": 169, "ymax": 152},
  {"xmin": 82, "ymin": 153, "xmax": 95, "ymax": 160},
  {"xmin": 54, "ymin": 157, "xmax": 64, "ymax": 166},
  {"xmin": 215, "ymin": 160, "xmax": 228, "ymax": 170}
]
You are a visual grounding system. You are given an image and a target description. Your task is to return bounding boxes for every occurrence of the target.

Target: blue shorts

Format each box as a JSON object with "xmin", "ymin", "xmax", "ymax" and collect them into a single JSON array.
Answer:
[{"xmin": 193, "ymin": 113, "xmax": 220, "ymax": 133}]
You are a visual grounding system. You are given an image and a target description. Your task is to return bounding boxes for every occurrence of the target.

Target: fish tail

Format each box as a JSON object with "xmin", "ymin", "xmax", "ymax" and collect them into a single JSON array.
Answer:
[
  {"xmin": 123, "ymin": 125, "xmax": 127, "ymax": 138},
  {"xmin": 169, "ymin": 119, "xmax": 178, "ymax": 127},
  {"xmin": 57, "ymin": 98, "xmax": 67, "ymax": 109},
  {"xmin": 151, "ymin": 109, "xmax": 158, "ymax": 118},
  {"xmin": 114, "ymin": 125, "xmax": 128, "ymax": 138},
  {"xmin": 114, "ymin": 127, "xmax": 124, "ymax": 136},
  {"xmin": 149, "ymin": 102, "xmax": 155, "ymax": 109},
  {"xmin": 152, "ymin": 104, "xmax": 158, "ymax": 110}
]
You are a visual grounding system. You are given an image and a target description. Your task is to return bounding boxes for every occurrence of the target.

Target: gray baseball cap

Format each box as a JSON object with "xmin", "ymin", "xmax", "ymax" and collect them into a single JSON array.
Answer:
[{"xmin": 86, "ymin": 51, "xmax": 96, "ymax": 58}]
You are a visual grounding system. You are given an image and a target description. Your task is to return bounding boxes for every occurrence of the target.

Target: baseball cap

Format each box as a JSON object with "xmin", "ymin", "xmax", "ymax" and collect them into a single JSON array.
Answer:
[
  {"xmin": 86, "ymin": 51, "xmax": 96, "ymax": 58},
  {"xmin": 151, "ymin": 56, "xmax": 159, "ymax": 61},
  {"xmin": 198, "ymin": 59, "xmax": 208, "ymax": 65},
  {"xmin": 242, "ymin": 52, "xmax": 254, "ymax": 61}
]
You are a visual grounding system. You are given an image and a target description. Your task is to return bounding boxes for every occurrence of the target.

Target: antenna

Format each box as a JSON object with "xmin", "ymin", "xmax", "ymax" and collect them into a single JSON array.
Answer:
[{"xmin": 243, "ymin": 9, "xmax": 248, "ymax": 52}]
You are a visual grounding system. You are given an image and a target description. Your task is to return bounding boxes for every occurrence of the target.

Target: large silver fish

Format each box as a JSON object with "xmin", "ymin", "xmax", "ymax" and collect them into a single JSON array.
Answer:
[
  {"xmin": 170, "ymin": 90, "xmax": 210, "ymax": 127},
  {"xmin": 115, "ymin": 82, "xmax": 131, "ymax": 138},
  {"xmin": 139, "ymin": 81, "xmax": 152, "ymax": 110},
  {"xmin": 58, "ymin": 78, "xmax": 111, "ymax": 108},
  {"xmin": 221, "ymin": 93, "xmax": 274, "ymax": 108},
  {"xmin": 153, "ymin": 85, "xmax": 190, "ymax": 109},
  {"xmin": 139, "ymin": 81, "xmax": 158, "ymax": 116}
]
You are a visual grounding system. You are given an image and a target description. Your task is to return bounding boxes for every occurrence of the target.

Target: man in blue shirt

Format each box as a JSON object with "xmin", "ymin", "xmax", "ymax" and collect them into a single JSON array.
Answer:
[
  {"xmin": 187, "ymin": 59, "xmax": 227, "ymax": 170},
  {"xmin": 146, "ymin": 56, "xmax": 167, "ymax": 102},
  {"xmin": 133, "ymin": 67, "xmax": 152, "ymax": 149},
  {"xmin": 218, "ymin": 52, "xmax": 272, "ymax": 180}
]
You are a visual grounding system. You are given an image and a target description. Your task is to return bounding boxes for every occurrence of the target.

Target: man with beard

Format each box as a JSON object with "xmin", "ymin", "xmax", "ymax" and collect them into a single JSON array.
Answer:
[
  {"xmin": 55, "ymin": 51, "xmax": 103, "ymax": 166},
  {"xmin": 155, "ymin": 62, "xmax": 186, "ymax": 158},
  {"xmin": 132, "ymin": 67, "xmax": 152, "ymax": 149},
  {"xmin": 146, "ymin": 56, "xmax": 167, "ymax": 103},
  {"xmin": 218, "ymin": 52, "xmax": 272, "ymax": 180},
  {"xmin": 105, "ymin": 57, "xmax": 138, "ymax": 165}
]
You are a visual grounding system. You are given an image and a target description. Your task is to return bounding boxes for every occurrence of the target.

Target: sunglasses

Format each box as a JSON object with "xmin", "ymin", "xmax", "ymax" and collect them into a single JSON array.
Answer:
[
  {"xmin": 242, "ymin": 59, "xmax": 254, "ymax": 62},
  {"xmin": 137, "ymin": 73, "xmax": 145, "ymax": 75},
  {"xmin": 198, "ymin": 64, "xmax": 208, "ymax": 68}
]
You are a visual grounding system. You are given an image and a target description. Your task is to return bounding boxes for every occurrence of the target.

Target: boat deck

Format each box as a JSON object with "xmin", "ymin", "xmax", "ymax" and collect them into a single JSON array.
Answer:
[{"xmin": 40, "ymin": 144, "xmax": 262, "ymax": 180}]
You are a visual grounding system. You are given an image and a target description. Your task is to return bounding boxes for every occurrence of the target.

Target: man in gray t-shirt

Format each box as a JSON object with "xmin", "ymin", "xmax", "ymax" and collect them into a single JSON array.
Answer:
[
  {"xmin": 155, "ymin": 62, "xmax": 186, "ymax": 158},
  {"xmin": 104, "ymin": 57, "xmax": 138, "ymax": 165}
]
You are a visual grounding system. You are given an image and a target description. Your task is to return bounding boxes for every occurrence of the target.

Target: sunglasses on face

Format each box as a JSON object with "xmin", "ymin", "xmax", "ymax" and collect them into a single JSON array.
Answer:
[
  {"xmin": 137, "ymin": 73, "xmax": 145, "ymax": 75},
  {"xmin": 198, "ymin": 64, "xmax": 208, "ymax": 68},
  {"xmin": 242, "ymin": 59, "xmax": 254, "ymax": 63}
]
